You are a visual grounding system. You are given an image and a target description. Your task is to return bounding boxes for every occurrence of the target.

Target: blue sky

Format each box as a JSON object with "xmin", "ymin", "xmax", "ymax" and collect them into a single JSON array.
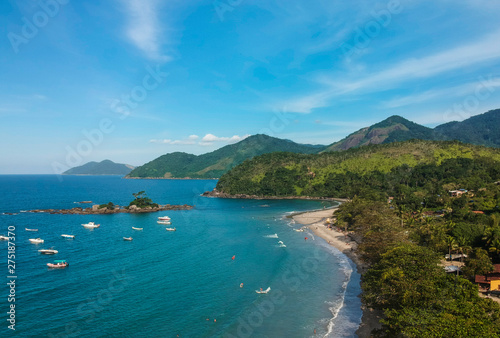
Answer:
[{"xmin": 1, "ymin": 0, "xmax": 500, "ymax": 174}]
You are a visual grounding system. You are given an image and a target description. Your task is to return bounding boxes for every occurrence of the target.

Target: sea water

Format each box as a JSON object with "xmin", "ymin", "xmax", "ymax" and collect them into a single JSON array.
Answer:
[{"xmin": 0, "ymin": 175, "xmax": 361, "ymax": 337}]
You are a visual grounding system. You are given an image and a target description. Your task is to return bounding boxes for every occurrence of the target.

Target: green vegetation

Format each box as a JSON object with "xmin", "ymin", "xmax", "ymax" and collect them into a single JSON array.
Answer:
[
  {"xmin": 127, "ymin": 134, "xmax": 323, "ymax": 179},
  {"xmin": 63, "ymin": 159, "xmax": 134, "ymax": 175},
  {"xmin": 218, "ymin": 138, "xmax": 500, "ymax": 335},
  {"xmin": 217, "ymin": 140, "xmax": 500, "ymax": 199},
  {"xmin": 98, "ymin": 202, "xmax": 115, "ymax": 210},
  {"xmin": 435, "ymin": 109, "xmax": 500, "ymax": 148},
  {"xmin": 127, "ymin": 191, "xmax": 159, "ymax": 209}
]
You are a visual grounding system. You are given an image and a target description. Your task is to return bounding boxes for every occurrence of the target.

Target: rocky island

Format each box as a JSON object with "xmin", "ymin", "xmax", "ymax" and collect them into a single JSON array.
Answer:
[{"xmin": 26, "ymin": 191, "xmax": 193, "ymax": 215}]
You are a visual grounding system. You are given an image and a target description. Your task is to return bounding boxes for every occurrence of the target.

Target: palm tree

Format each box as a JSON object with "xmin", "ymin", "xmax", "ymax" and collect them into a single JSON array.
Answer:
[{"xmin": 446, "ymin": 236, "xmax": 458, "ymax": 261}]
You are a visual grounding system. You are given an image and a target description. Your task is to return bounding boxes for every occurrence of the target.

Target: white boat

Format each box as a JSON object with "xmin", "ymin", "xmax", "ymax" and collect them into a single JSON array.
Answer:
[
  {"xmin": 25, "ymin": 228, "xmax": 38, "ymax": 232},
  {"xmin": 132, "ymin": 227, "xmax": 143, "ymax": 231},
  {"xmin": 158, "ymin": 216, "xmax": 171, "ymax": 221},
  {"xmin": 29, "ymin": 238, "xmax": 44, "ymax": 244},
  {"xmin": 82, "ymin": 222, "xmax": 100, "ymax": 229},
  {"xmin": 47, "ymin": 260, "xmax": 68, "ymax": 268},
  {"xmin": 294, "ymin": 228, "xmax": 304, "ymax": 232},
  {"xmin": 61, "ymin": 234, "xmax": 75, "ymax": 239},
  {"xmin": 39, "ymin": 249, "xmax": 58, "ymax": 255},
  {"xmin": 0, "ymin": 235, "xmax": 9, "ymax": 240},
  {"xmin": 278, "ymin": 241, "xmax": 286, "ymax": 247},
  {"xmin": 157, "ymin": 220, "xmax": 171, "ymax": 225},
  {"xmin": 166, "ymin": 227, "xmax": 176, "ymax": 231},
  {"xmin": 256, "ymin": 287, "xmax": 271, "ymax": 294},
  {"xmin": 123, "ymin": 237, "xmax": 133, "ymax": 241}
]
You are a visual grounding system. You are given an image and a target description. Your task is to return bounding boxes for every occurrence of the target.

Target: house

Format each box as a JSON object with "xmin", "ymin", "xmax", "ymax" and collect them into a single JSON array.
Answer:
[
  {"xmin": 475, "ymin": 264, "xmax": 500, "ymax": 291},
  {"xmin": 449, "ymin": 189, "xmax": 467, "ymax": 197}
]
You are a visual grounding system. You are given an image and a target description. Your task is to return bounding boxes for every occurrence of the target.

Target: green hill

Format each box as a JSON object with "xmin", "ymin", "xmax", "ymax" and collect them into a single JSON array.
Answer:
[
  {"xmin": 127, "ymin": 134, "xmax": 324, "ymax": 179},
  {"xmin": 324, "ymin": 110, "xmax": 500, "ymax": 152},
  {"xmin": 324, "ymin": 115, "xmax": 444, "ymax": 152},
  {"xmin": 63, "ymin": 160, "xmax": 134, "ymax": 175},
  {"xmin": 216, "ymin": 140, "xmax": 500, "ymax": 198},
  {"xmin": 434, "ymin": 109, "xmax": 500, "ymax": 147}
]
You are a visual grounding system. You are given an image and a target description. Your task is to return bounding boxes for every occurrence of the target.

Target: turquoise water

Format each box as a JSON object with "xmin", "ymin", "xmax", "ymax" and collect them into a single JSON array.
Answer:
[{"xmin": 0, "ymin": 175, "xmax": 361, "ymax": 337}]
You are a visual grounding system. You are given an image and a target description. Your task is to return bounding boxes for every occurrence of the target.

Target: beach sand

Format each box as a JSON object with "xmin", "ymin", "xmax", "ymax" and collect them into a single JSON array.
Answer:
[{"xmin": 292, "ymin": 208, "xmax": 382, "ymax": 337}]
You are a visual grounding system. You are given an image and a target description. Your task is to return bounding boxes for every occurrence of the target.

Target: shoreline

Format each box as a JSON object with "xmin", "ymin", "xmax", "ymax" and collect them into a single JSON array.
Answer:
[{"xmin": 291, "ymin": 208, "xmax": 382, "ymax": 337}]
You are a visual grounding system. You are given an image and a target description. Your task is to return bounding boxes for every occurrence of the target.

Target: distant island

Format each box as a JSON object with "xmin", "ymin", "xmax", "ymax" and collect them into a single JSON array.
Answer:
[{"xmin": 63, "ymin": 159, "xmax": 135, "ymax": 175}]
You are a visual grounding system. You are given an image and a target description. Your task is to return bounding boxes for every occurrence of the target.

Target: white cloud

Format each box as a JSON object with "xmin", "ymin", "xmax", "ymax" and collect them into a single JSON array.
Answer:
[
  {"xmin": 150, "ymin": 135, "xmax": 199, "ymax": 145},
  {"xmin": 281, "ymin": 29, "xmax": 500, "ymax": 113},
  {"xmin": 121, "ymin": 0, "xmax": 171, "ymax": 62},
  {"xmin": 198, "ymin": 134, "xmax": 251, "ymax": 146},
  {"xmin": 200, "ymin": 134, "xmax": 250, "ymax": 143}
]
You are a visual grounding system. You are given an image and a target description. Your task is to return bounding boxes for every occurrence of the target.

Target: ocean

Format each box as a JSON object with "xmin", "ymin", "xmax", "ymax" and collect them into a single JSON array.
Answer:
[{"xmin": 0, "ymin": 175, "xmax": 361, "ymax": 337}]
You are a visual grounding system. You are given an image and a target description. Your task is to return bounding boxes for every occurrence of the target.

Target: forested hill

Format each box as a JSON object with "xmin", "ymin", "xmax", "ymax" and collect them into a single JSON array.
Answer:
[
  {"xmin": 434, "ymin": 108, "xmax": 500, "ymax": 148},
  {"xmin": 127, "ymin": 134, "xmax": 323, "ymax": 179},
  {"xmin": 63, "ymin": 160, "xmax": 134, "ymax": 175},
  {"xmin": 324, "ymin": 109, "xmax": 500, "ymax": 152},
  {"xmin": 216, "ymin": 140, "xmax": 500, "ymax": 199},
  {"xmin": 324, "ymin": 115, "xmax": 443, "ymax": 152}
]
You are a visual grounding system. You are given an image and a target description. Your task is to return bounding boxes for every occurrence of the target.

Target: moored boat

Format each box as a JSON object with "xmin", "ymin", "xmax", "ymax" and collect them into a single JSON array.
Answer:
[
  {"xmin": 47, "ymin": 260, "xmax": 68, "ymax": 268},
  {"xmin": 0, "ymin": 235, "xmax": 9, "ymax": 240},
  {"xmin": 61, "ymin": 234, "xmax": 75, "ymax": 239},
  {"xmin": 123, "ymin": 237, "xmax": 133, "ymax": 241},
  {"xmin": 157, "ymin": 220, "xmax": 171, "ymax": 225},
  {"xmin": 158, "ymin": 216, "xmax": 171, "ymax": 221},
  {"xmin": 39, "ymin": 249, "xmax": 58, "ymax": 254},
  {"xmin": 256, "ymin": 287, "xmax": 271, "ymax": 294},
  {"xmin": 132, "ymin": 227, "xmax": 143, "ymax": 231},
  {"xmin": 29, "ymin": 238, "xmax": 44, "ymax": 244},
  {"xmin": 82, "ymin": 222, "xmax": 100, "ymax": 229},
  {"xmin": 25, "ymin": 228, "xmax": 38, "ymax": 232},
  {"xmin": 166, "ymin": 227, "xmax": 176, "ymax": 231}
]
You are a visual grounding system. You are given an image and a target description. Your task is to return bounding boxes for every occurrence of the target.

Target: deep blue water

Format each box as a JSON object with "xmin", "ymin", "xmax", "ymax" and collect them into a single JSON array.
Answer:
[{"xmin": 0, "ymin": 175, "xmax": 361, "ymax": 337}]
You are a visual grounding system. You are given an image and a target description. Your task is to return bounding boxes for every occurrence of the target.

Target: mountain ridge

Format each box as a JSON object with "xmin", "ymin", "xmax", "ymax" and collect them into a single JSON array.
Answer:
[{"xmin": 63, "ymin": 160, "xmax": 134, "ymax": 175}]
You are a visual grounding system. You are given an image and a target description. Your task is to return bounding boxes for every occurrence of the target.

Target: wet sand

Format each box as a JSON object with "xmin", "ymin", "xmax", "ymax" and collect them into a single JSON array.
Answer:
[{"xmin": 292, "ymin": 208, "xmax": 382, "ymax": 337}]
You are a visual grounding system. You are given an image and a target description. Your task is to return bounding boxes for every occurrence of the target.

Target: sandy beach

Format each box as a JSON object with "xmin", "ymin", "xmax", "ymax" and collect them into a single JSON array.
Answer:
[{"xmin": 292, "ymin": 208, "xmax": 382, "ymax": 337}]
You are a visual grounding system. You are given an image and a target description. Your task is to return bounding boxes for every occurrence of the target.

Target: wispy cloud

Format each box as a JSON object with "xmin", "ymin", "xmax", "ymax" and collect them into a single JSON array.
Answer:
[
  {"xmin": 150, "ymin": 135, "xmax": 199, "ymax": 145},
  {"xmin": 281, "ymin": 29, "xmax": 500, "ymax": 113},
  {"xmin": 199, "ymin": 134, "xmax": 250, "ymax": 146},
  {"xmin": 121, "ymin": 0, "xmax": 171, "ymax": 62}
]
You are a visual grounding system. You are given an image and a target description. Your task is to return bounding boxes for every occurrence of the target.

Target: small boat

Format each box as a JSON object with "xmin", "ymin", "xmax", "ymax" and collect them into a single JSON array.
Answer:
[
  {"xmin": 278, "ymin": 241, "xmax": 286, "ymax": 247},
  {"xmin": 123, "ymin": 237, "xmax": 133, "ymax": 241},
  {"xmin": 25, "ymin": 228, "xmax": 38, "ymax": 232},
  {"xmin": 166, "ymin": 227, "xmax": 176, "ymax": 231},
  {"xmin": 294, "ymin": 228, "xmax": 304, "ymax": 232},
  {"xmin": 82, "ymin": 222, "xmax": 100, "ymax": 229},
  {"xmin": 256, "ymin": 287, "xmax": 271, "ymax": 294},
  {"xmin": 0, "ymin": 235, "xmax": 9, "ymax": 240},
  {"xmin": 158, "ymin": 216, "xmax": 171, "ymax": 221},
  {"xmin": 39, "ymin": 249, "xmax": 58, "ymax": 255},
  {"xmin": 132, "ymin": 227, "xmax": 143, "ymax": 231},
  {"xmin": 157, "ymin": 220, "xmax": 171, "ymax": 225},
  {"xmin": 29, "ymin": 238, "xmax": 44, "ymax": 244},
  {"xmin": 61, "ymin": 234, "xmax": 75, "ymax": 239},
  {"xmin": 47, "ymin": 260, "xmax": 68, "ymax": 268}
]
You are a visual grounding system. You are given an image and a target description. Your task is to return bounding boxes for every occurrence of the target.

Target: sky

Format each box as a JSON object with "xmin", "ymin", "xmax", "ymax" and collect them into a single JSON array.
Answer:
[{"xmin": 1, "ymin": 0, "xmax": 500, "ymax": 174}]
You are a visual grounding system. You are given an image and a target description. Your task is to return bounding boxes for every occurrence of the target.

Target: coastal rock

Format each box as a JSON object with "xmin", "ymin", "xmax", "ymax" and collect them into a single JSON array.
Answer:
[
  {"xmin": 25, "ymin": 203, "xmax": 193, "ymax": 215},
  {"xmin": 202, "ymin": 189, "xmax": 349, "ymax": 202}
]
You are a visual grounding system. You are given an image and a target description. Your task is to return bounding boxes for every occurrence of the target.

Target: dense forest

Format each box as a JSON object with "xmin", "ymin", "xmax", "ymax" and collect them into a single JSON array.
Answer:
[{"xmin": 216, "ymin": 139, "xmax": 500, "ymax": 336}]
